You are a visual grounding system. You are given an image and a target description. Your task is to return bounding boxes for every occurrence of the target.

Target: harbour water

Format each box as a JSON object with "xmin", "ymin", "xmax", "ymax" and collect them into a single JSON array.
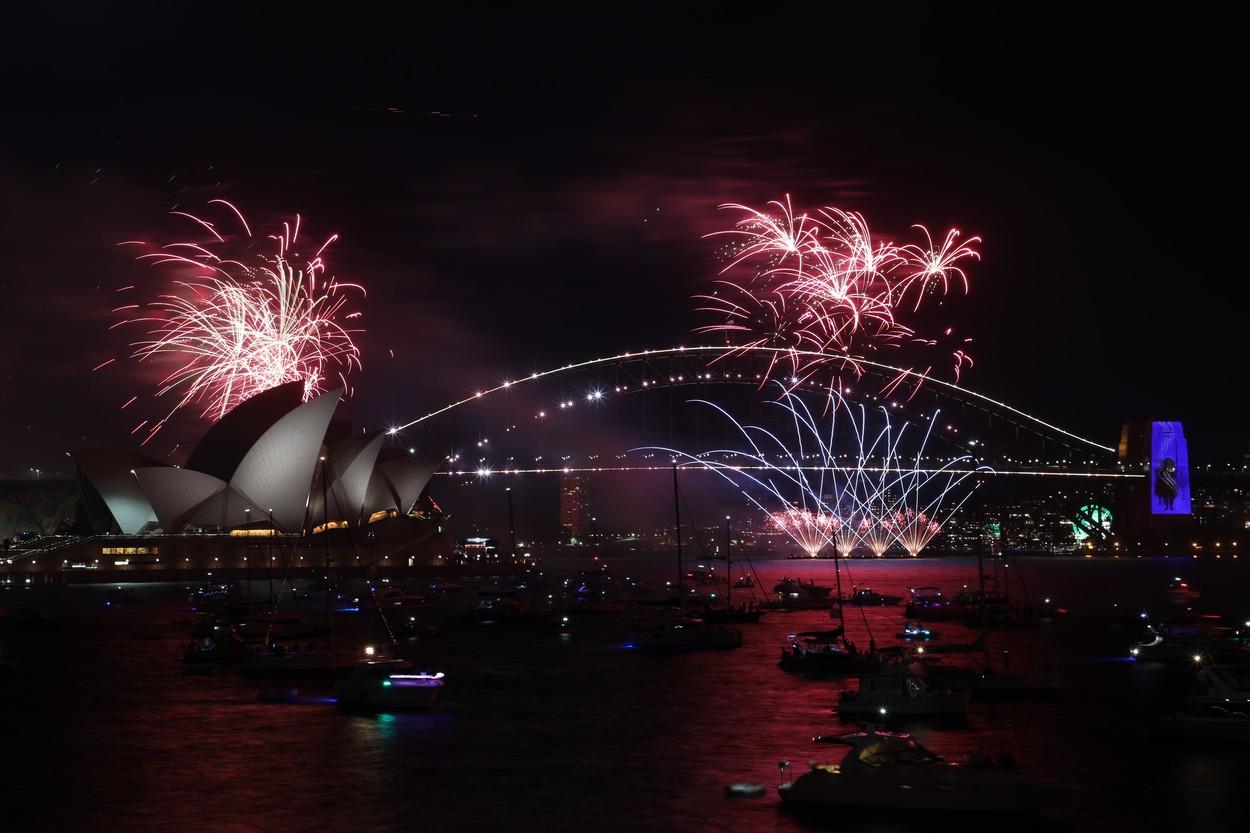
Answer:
[{"xmin": 3, "ymin": 556, "xmax": 1247, "ymax": 832}]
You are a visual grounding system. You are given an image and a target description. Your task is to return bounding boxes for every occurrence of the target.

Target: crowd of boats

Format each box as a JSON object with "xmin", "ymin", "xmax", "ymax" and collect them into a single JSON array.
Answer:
[{"xmin": 9, "ymin": 551, "xmax": 1249, "ymax": 820}]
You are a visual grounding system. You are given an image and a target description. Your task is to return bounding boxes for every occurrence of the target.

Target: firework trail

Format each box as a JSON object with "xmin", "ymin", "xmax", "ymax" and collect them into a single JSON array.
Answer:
[
  {"xmin": 109, "ymin": 201, "xmax": 363, "ymax": 443},
  {"xmin": 639, "ymin": 385, "xmax": 990, "ymax": 557},
  {"xmin": 697, "ymin": 196, "xmax": 981, "ymax": 394},
  {"xmin": 769, "ymin": 508, "xmax": 837, "ymax": 557}
]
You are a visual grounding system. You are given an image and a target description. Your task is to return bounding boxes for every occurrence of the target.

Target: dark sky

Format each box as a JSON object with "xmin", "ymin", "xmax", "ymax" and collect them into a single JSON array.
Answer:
[{"xmin": 3, "ymin": 6, "xmax": 1247, "ymax": 480}]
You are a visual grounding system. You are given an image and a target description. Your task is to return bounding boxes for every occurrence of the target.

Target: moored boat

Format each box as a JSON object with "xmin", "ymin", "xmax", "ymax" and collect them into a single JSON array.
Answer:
[
  {"xmin": 335, "ymin": 660, "xmax": 445, "ymax": 710},
  {"xmin": 845, "ymin": 586, "xmax": 902, "ymax": 606},
  {"xmin": 1158, "ymin": 664, "xmax": 1250, "ymax": 743},
  {"xmin": 778, "ymin": 729, "xmax": 1065, "ymax": 813},
  {"xmin": 624, "ymin": 618, "xmax": 743, "ymax": 652},
  {"xmin": 838, "ymin": 663, "xmax": 970, "ymax": 720},
  {"xmin": 779, "ymin": 628, "xmax": 864, "ymax": 675}
]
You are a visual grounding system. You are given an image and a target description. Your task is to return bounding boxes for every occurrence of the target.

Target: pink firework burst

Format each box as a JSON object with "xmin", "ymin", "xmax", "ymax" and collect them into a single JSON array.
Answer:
[
  {"xmin": 112, "ymin": 201, "xmax": 364, "ymax": 443},
  {"xmin": 896, "ymin": 226, "xmax": 982, "ymax": 311},
  {"xmin": 698, "ymin": 196, "xmax": 981, "ymax": 390},
  {"xmin": 769, "ymin": 508, "xmax": 836, "ymax": 557}
]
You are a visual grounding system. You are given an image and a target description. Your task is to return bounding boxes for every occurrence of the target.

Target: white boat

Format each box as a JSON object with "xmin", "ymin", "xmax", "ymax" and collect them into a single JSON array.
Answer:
[
  {"xmin": 896, "ymin": 622, "xmax": 937, "ymax": 641},
  {"xmin": 779, "ymin": 729, "xmax": 1065, "ymax": 813},
  {"xmin": 624, "ymin": 619, "xmax": 743, "ymax": 652},
  {"xmin": 335, "ymin": 660, "xmax": 445, "ymax": 710},
  {"xmin": 838, "ymin": 663, "xmax": 970, "ymax": 720}
]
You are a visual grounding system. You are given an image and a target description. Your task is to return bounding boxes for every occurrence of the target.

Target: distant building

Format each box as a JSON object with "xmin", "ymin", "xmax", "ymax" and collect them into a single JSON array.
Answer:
[
  {"xmin": 451, "ymin": 536, "xmax": 500, "ymax": 564},
  {"xmin": 559, "ymin": 471, "xmax": 585, "ymax": 544}
]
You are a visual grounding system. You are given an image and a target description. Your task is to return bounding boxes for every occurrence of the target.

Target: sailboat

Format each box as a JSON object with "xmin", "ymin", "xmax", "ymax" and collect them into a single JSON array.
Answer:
[
  {"xmin": 779, "ymin": 544, "xmax": 866, "ymax": 674},
  {"xmin": 923, "ymin": 541, "xmax": 1061, "ymax": 698},
  {"xmin": 702, "ymin": 516, "xmax": 763, "ymax": 624},
  {"xmin": 626, "ymin": 467, "xmax": 743, "ymax": 651},
  {"xmin": 241, "ymin": 457, "xmax": 383, "ymax": 675}
]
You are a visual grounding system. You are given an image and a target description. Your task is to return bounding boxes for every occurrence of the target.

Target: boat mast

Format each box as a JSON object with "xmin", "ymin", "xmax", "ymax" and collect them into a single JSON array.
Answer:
[
  {"xmin": 977, "ymin": 532, "xmax": 986, "ymax": 622},
  {"xmin": 725, "ymin": 514, "xmax": 731, "ymax": 610},
  {"xmin": 673, "ymin": 463, "xmax": 682, "ymax": 605},
  {"xmin": 832, "ymin": 545, "xmax": 845, "ymax": 632},
  {"xmin": 506, "ymin": 486, "xmax": 519, "ymax": 577}
]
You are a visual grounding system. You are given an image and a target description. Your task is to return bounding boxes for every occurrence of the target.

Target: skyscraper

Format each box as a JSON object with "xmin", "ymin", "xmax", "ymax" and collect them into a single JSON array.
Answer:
[{"xmin": 559, "ymin": 471, "xmax": 585, "ymax": 544}]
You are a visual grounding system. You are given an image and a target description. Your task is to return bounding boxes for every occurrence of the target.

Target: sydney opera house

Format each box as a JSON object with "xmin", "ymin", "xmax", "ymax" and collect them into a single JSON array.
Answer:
[{"xmin": 6, "ymin": 382, "xmax": 450, "ymax": 581}]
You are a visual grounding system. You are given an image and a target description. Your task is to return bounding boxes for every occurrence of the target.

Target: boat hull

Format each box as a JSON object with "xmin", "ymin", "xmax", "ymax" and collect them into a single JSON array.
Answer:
[
  {"xmin": 335, "ymin": 683, "xmax": 441, "ymax": 710},
  {"xmin": 838, "ymin": 690, "xmax": 970, "ymax": 720},
  {"xmin": 779, "ymin": 767, "xmax": 1058, "ymax": 814}
]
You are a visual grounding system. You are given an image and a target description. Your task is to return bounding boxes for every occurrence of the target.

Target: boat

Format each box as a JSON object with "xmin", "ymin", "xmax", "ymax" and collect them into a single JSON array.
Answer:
[
  {"xmin": 773, "ymin": 577, "xmax": 832, "ymax": 598},
  {"xmin": 239, "ymin": 642, "xmax": 363, "ymax": 674},
  {"xmin": 763, "ymin": 578, "xmax": 836, "ymax": 610},
  {"xmin": 925, "ymin": 663, "xmax": 1061, "ymax": 699},
  {"xmin": 363, "ymin": 586, "xmax": 428, "ymax": 609},
  {"xmin": 837, "ymin": 663, "xmax": 970, "ymax": 720},
  {"xmin": 896, "ymin": 622, "xmax": 937, "ymax": 641},
  {"xmin": 684, "ymin": 566, "xmax": 716, "ymax": 585},
  {"xmin": 1160, "ymin": 702, "xmax": 1250, "ymax": 743},
  {"xmin": 183, "ymin": 625, "xmax": 248, "ymax": 664},
  {"xmin": 733, "ymin": 574, "xmax": 755, "ymax": 589},
  {"xmin": 1130, "ymin": 621, "xmax": 1207, "ymax": 663},
  {"xmin": 624, "ymin": 618, "xmax": 743, "ymax": 651},
  {"xmin": 1158, "ymin": 664, "xmax": 1250, "ymax": 743},
  {"xmin": 725, "ymin": 783, "xmax": 767, "ymax": 798},
  {"xmin": 335, "ymin": 659, "xmax": 445, "ymax": 710},
  {"xmin": 778, "ymin": 729, "xmax": 1065, "ymax": 813},
  {"xmin": 1166, "ymin": 576, "xmax": 1200, "ymax": 604},
  {"xmin": 845, "ymin": 587, "xmax": 902, "ymax": 606},
  {"xmin": 701, "ymin": 604, "xmax": 764, "ymax": 624},
  {"xmin": 918, "ymin": 632, "xmax": 987, "ymax": 656},
  {"xmin": 903, "ymin": 586, "xmax": 959, "ymax": 621},
  {"xmin": 702, "ymin": 519, "xmax": 763, "ymax": 623},
  {"xmin": 779, "ymin": 628, "xmax": 865, "ymax": 675}
]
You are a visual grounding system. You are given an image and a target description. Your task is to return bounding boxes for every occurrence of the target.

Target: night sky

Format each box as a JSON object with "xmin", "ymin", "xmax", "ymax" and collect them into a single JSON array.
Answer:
[{"xmin": 3, "ymin": 7, "xmax": 1246, "ymax": 480}]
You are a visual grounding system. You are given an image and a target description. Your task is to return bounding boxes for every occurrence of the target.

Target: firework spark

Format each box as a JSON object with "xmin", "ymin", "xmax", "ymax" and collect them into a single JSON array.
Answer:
[
  {"xmin": 769, "ymin": 508, "xmax": 837, "ymax": 557},
  {"xmin": 641, "ymin": 385, "xmax": 990, "ymax": 558},
  {"xmin": 697, "ymin": 197, "xmax": 980, "ymax": 392},
  {"xmin": 115, "ymin": 202, "xmax": 363, "ymax": 442}
]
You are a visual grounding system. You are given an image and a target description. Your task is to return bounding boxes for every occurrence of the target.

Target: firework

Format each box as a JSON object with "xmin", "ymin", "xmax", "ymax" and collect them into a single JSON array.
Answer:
[
  {"xmin": 769, "ymin": 508, "xmax": 837, "ymax": 558},
  {"xmin": 888, "ymin": 509, "xmax": 943, "ymax": 558},
  {"xmin": 113, "ymin": 202, "xmax": 363, "ymax": 442},
  {"xmin": 698, "ymin": 196, "xmax": 980, "ymax": 390},
  {"xmin": 641, "ymin": 385, "xmax": 990, "ymax": 558}
]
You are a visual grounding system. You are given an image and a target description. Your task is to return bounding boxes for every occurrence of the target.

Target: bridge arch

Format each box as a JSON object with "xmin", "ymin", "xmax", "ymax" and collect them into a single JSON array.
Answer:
[{"xmin": 389, "ymin": 345, "xmax": 1117, "ymax": 464}]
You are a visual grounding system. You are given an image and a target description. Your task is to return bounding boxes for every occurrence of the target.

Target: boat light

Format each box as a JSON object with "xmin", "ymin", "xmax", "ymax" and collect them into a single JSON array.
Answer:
[
  {"xmin": 879, "ymin": 707, "xmax": 888, "ymax": 715},
  {"xmin": 1193, "ymin": 653, "xmax": 1203, "ymax": 664},
  {"xmin": 364, "ymin": 645, "xmax": 376, "ymax": 656},
  {"xmin": 1130, "ymin": 648, "xmax": 1139, "ymax": 656}
]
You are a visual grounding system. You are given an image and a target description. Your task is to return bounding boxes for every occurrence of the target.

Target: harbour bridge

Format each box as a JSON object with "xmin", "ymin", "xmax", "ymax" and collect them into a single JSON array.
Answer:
[
  {"xmin": 384, "ymin": 345, "xmax": 1141, "ymax": 547},
  {"xmin": 388, "ymin": 345, "xmax": 1128, "ymax": 477}
]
